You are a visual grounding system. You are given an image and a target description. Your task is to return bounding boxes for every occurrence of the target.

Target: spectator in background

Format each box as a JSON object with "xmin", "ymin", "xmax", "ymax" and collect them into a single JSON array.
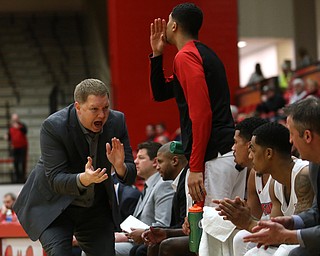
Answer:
[
  {"xmin": 305, "ymin": 79, "xmax": 320, "ymax": 98},
  {"xmin": 279, "ymin": 60, "xmax": 293, "ymax": 92},
  {"xmin": 0, "ymin": 192, "xmax": 17, "ymax": 222},
  {"xmin": 154, "ymin": 135, "xmax": 169, "ymax": 145},
  {"xmin": 288, "ymin": 78, "xmax": 307, "ymax": 105},
  {"xmin": 255, "ymin": 85, "xmax": 286, "ymax": 121},
  {"xmin": 230, "ymin": 105, "xmax": 239, "ymax": 124},
  {"xmin": 7, "ymin": 113, "xmax": 28, "ymax": 183},
  {"xmin": 170, "ymin": 127, "xmax": 182, "ymax": 142},
  {"xmin": 297, "ymin": 47, "xmax": 312, "ymax": 69},
  {"xmin": 154, "ymin": 123, "xmax": 170, "ymax": 144},
  {"xmin": 247, "ymin": 63, "xmax": 265, "ymax": 86},
  {"xmin": 145, "ymin": 124, "xmax": 156, "ymax": 142}
]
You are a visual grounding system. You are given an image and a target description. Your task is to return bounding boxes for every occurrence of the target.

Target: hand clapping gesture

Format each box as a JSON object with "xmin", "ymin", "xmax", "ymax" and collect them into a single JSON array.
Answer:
[
  {"xmin": 106, "ymin": 137, "xmax": 127, "ymax": 178},
  {"xmin": 214, "ymin": 196, "xmax": 255, "ymax": 231}
]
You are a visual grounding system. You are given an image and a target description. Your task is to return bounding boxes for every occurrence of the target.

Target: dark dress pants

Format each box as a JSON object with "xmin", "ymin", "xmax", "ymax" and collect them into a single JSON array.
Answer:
[
  {"xmin": 129, "ymin": 244, "xmax": 147, "ymax": 256},
  {"xmin": 13, "ymin": 147, "xmax": 27, "ymax": 183},
  {"xmin": 148, "ymin": 236, "xmax": 196, "ymax": 256},
  {"xmin": 39, "ymin": 204, "xmax": 115, "ymax": 256}
]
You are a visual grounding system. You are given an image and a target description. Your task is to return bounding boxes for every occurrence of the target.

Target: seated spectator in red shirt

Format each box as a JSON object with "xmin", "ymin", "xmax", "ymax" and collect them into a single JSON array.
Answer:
[
  {"xmin": 0, "ymin": 192, "xmax": 18, "ymax": 222},
  {"xmin": 170, "ymin": 127, "xmax": 182, "ymax": 142},
  {"xmin": 154, "ymin": 123, "xmax": 170, "ymax": 144},
  {"xmin": 145, "ymin": 124, "xmax": 156, "ymax": 142},
  {"xmin": 6, "ymin": 113, "xmax": 28, "ymax": 183}
]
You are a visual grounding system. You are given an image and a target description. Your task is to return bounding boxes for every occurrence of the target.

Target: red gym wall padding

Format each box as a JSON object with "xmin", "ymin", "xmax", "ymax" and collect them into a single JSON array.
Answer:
[{"xmin": 107, "ymin": 0, "xmax": 239, "ymax": 149}]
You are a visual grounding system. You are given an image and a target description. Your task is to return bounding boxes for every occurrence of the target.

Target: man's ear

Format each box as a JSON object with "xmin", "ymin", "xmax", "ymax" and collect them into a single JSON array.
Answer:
[
  {"xmin": 152, "ymin": 157, "xmax": 158, "ymax": 168},
  {"xmin": 75, "ymin": 101, "xmax": 80, "ymax": 111},
  {"xmin": 266, "ymin": 148, "xmax": 273, "ymax": 159},
  {"xmin": 172, "ymin": 156, "xmax": 179, "ymax": 166},
  {"xmin": 304, "ymin": 130, "xmax": 312, "ymax": 143},
  {"xmin": 172, "ymin": 21, "xmax": 177, "ymax": 32}
]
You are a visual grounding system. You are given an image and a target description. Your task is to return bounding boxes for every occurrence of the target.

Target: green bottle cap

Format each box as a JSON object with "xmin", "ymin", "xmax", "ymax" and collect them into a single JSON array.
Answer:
[{"xmin": 169, "ymin": 141, "xmax": 184, "ymax": 154}]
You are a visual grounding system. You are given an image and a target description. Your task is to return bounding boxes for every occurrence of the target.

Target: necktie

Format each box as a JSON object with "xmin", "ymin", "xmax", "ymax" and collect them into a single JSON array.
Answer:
[{"xmin": 141, "ymin": 183, "xmax": 148, "ymax": 200}]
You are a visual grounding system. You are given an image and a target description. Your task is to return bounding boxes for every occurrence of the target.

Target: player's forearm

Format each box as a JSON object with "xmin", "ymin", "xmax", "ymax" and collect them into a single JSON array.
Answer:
[
  {"xmin": 114, "ymin": 163, "xmax": 127, "ymax": 178},
  {"xmin": 166, "ymin": 228, "xmax": 186, "ymax": 238}
]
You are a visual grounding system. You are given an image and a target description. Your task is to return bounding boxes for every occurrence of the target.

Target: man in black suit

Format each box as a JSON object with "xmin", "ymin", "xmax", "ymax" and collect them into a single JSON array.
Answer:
[
  {"xmin": 131, "ymin": 141, "xmax": 192, "ymax": 256},
  {"xmin": 243, "ymin": 96, "xmax": 320, "ymax": 255},
  {"xmin": 13, "ymin": 78, "xmax": 136, "ymax": 256}
]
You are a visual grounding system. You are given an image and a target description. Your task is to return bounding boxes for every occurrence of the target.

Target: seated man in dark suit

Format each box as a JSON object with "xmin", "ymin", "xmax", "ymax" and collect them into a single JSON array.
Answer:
[{"xmin": 131, "ymin": 141, "xmax": 192, "ymax": 256}]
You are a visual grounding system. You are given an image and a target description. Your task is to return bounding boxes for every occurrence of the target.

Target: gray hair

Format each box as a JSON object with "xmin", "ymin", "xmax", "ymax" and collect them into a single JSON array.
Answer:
[{"xmin": 284, "ymin": 96, "xmax": 320, "ymax": 136}]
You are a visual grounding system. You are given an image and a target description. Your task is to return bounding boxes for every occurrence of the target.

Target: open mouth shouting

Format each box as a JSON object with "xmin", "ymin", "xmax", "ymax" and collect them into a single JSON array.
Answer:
[{"xmin": 93, "ymin": 120, "xmax": 103, "ymax": 130}]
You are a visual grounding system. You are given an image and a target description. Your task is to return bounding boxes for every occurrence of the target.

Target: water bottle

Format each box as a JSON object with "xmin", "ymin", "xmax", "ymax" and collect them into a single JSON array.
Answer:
[
  {"xmin": 188, "ymin": 204, "xmax": 203, "ymax": 253},
  {"xmin": 5, "ymin": 209, "xmax": 12, "ymax": 222}
]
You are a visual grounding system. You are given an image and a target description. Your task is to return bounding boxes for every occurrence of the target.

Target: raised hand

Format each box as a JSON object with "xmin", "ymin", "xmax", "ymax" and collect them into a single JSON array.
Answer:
[
  {"xmin": 106, "ymin": 137, "xmax": 125, "ymax": 168},
  {"xmin": 150, "ymin": 18, "xmax": 167, "ymax": 57},
  {"xmin": 79, "ymin": 156, "xmax": 108, "ymax": 186}
]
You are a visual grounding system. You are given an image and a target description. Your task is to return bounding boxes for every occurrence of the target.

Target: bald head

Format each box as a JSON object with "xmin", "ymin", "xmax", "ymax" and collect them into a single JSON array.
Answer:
[{"xmin": 157, "ymin": 141, "xmax": 188, "ymax": 180}]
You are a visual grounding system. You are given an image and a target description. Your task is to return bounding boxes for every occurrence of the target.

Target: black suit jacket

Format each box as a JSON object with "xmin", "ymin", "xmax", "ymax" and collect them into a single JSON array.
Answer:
[
  {"xmin": 297, "ymin": 162, "xmax": 320, "ymax": 253},
  {"xmin": 170, "ymin": 167, "xmax": 188, "ymax": 228},
  {"xmin": 13, "ymin": 104, "xmax": 136, "ymax": 241}
]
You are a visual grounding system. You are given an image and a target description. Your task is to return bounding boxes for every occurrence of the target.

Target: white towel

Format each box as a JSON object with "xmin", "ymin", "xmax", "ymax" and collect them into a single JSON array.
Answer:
[
  {"xmin": 202, "ymin": 206, "xmax": 236, "ymax": 242},
  {"xmin": 199, "ymin": 206, "xmax": 238, "ymax": 256}
]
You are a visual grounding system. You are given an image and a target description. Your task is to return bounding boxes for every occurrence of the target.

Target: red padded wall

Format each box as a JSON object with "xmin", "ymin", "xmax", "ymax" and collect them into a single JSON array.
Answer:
[{"xmin": 107, "ymin": 0, "xmax": 239, "ymax": 149}]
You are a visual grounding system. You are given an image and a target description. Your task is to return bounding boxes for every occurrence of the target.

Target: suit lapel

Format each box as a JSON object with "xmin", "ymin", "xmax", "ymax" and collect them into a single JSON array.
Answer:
[
  {"xmin": 171, "ymin": 166, "xmax": 188, "ymax": 226},
  {"xmin": 68, "ymin": 106, "xmax": 89, "ymax": 165},
  {"xmin": 133, "ymin": 173, "xmax": 161, "ymax": 218},
  {"xmin": 177, "ymin": 167, "xmax": 188, "ymax": 189}
]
